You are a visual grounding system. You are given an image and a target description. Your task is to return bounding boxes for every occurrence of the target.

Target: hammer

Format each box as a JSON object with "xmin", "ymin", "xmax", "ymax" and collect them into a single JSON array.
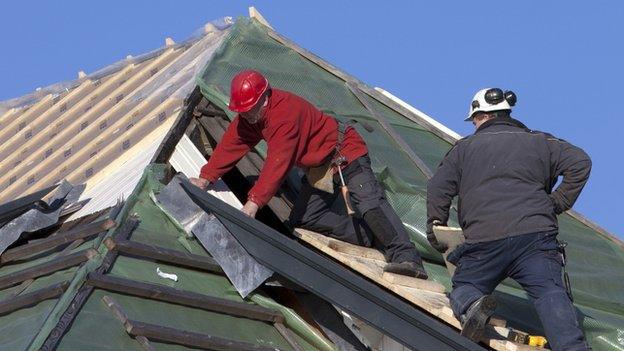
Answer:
[{"xmin": 334, "ymin": 155, "xmax": 355, "ymax": 216}]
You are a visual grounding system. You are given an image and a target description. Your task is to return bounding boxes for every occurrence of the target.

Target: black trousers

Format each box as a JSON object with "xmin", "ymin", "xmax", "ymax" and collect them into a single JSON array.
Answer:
[
  {"xmin": 289, "ymin": 155, "xmax": 421, "ymax": 264},
  {"xmin": 448, "ymin": 232, "xmax": 589, "ymax": 351}
]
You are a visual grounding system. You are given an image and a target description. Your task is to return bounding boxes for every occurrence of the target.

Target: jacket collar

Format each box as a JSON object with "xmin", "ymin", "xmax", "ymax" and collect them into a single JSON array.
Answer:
[{"xmin": 475, "ymin": 117, "xmax": 528, "ymax": 133}]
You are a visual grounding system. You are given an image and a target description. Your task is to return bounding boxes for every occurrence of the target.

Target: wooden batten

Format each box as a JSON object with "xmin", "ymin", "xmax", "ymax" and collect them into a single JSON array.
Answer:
[
  {"xmin": 0, "ymin": 250, "xmax": 95, "ymax": 290},
  {"xmin": 0, "ymin": 281, "xmax": 70, "ymax": 316},
  {"xmin": 1, "ymin": 219, "xmax": 115, "ymax": 264},
  {"xmin": 0, "ymin": 107, "xmax": 18, "ymax": 127},
  {"xmin": 27, "ymin": 97, "xmax": 182, "ymax": 194},
  {"xmin": 87, "ymin": 273, "xmax": 284, "ymax": 323},
  {"xmin": 101, "ymin": 295, "xmax": 156, "ymax": 351},
  {"xmin": 0, "ymin": 94, "xmax": 55, "ymax": 147},
  {"xmin": 346, "ymin": 81, "xmax": 433, "ymax": 179},
  {"xmin": 74, "ymin": 115, "xmax": 177, "ymax": 193},
  {"xmin": 0, "ymin": 79, "xmax": 96, "ymax": 164},
  {"xmin": 0, "ymin": 65, "xmax": 138, "ymax": 190},
  {"xmin": 0, "ymin": 47, "xmax": 183, "ymax": 202}
]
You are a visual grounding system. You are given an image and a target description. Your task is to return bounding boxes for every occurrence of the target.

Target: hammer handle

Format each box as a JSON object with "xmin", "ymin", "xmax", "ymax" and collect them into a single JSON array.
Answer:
[{"xmin": 341, "ymin": 186, "xmax": 356, "ymax": 216}]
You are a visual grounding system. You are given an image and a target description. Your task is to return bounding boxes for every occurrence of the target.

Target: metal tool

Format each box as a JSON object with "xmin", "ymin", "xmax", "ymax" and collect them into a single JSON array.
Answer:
[
  {"xmin": 334, "ymin": 155, "xmax": 355, "ymax": 216},
  {"xmin": 507, "ymin": 329, "xmax": 548, "ymax": 348},
  {"xmin": 558, "ymin": 240, "xmax": 574, "ymax": 302}
]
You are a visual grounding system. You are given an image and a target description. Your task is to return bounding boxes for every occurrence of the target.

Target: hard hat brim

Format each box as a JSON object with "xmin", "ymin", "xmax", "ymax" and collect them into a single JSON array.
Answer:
[{"xmin": 228, "ymin": 100, "xmax": 256, "ymax": 113}]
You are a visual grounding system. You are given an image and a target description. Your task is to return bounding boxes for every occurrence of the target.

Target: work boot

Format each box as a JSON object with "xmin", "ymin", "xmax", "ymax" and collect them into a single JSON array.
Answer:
[
  {"xmin": 460, "ymin": 295, "xmax": 497, "ymax": 342},
  {"xmin": 383, "ymin": 261, "xmax": 428, "ymax": 279}
]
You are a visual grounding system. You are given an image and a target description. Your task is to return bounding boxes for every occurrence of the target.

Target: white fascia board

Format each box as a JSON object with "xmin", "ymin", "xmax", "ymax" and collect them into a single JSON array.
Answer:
[{"xmin": 375, "ymin": 87, "xmax": 462, "ymax": 141}]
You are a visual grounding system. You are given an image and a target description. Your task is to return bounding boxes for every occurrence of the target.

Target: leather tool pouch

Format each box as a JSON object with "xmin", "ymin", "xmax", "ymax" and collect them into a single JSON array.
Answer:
[{"xmin": 305, "ymin": 158, "xmax": 334, "ymax": 193}]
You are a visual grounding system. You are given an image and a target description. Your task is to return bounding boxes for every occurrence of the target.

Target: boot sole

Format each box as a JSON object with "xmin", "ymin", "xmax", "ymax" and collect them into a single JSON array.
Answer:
[{"xmin": 460, "ymin": 295, "xmax": 497, "ymax": 342}]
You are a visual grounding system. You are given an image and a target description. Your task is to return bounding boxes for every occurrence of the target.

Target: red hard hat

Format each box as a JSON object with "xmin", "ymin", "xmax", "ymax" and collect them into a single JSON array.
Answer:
[{"xmin": 228, "ymin": 70, "xmax": 269, "ymax": 113}]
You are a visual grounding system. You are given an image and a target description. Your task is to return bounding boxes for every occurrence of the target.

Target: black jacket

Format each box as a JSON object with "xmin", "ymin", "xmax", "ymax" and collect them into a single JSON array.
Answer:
[{"xmin": 426, "ymin": 117, "xmax": 591, "ymax": 243}]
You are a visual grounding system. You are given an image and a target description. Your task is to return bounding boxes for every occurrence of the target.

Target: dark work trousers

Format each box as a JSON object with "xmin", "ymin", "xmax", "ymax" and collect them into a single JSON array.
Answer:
[
  {"xmin": 448, "ymin": 232, "xmax": 589, "ymax": 351},
  {"xmin": 289, "ymin": 155, "xmax": 421, "ymax": 264}
]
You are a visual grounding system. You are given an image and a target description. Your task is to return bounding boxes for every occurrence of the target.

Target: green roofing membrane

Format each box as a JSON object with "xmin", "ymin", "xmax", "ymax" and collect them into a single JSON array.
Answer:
[
  {"xmin": 55, "ymin": 165, "xmax": 332, "ymax": 351},
  {"xmin": 196, "ymin": 17, "xmax": 624, "ymax": 350}
]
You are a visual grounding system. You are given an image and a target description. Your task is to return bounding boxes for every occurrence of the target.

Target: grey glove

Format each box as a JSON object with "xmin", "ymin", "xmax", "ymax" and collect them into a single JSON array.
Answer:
[{"xmin": 427, "ymin": 220, "xmax": 448, "ymax": 253}]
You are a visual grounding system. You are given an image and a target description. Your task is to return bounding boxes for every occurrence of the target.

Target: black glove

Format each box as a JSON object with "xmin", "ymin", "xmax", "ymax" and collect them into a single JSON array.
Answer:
[{"xmin": 427, "ymin": 220, "xmax": 448, "ymax": 253}]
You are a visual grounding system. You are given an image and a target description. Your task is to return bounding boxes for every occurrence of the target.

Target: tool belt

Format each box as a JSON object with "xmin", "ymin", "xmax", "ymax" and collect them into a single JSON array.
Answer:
[{"xmin": 305, "ymin": 119, "xmax": 372, "ymax": 193}]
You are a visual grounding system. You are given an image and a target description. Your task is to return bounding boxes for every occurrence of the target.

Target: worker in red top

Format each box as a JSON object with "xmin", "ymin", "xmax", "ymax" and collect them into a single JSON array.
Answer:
[{"xmin": 191, "ymin": 70, "xmax": 427, "ymax": 278}]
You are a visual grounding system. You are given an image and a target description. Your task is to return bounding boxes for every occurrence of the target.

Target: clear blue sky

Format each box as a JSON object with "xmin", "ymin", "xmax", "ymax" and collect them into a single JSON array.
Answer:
[{"xmin": 1, "ymin": 1, "xmax": 622, "ymax": 237}]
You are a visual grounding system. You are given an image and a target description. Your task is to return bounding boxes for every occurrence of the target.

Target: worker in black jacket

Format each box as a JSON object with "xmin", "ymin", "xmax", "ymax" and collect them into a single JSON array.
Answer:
[{"xmin": 426, "ymin": 88, "xmax": 591, "ymax": 350}]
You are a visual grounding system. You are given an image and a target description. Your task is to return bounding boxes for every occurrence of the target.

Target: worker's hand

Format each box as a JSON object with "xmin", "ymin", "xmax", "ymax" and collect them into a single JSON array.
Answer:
[
  {"xmin": 189, "ymin": 177, "xmax": 210, "ymax": 191},
  {"xmin": 241, "ymin": 200, "xmax": 260, "ymax": 218},
  {"xmin": 427, "ymin": 220, "xmax": 448, "ymax": 253}
]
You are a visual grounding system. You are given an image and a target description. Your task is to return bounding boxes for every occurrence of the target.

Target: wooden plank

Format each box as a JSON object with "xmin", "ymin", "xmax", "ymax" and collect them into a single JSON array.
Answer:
[
  {"xmin": 1, "ymin": 219, "xmax": 115, "ymax": 264},
  {"xmin": 346, "ymin": 81, "xmax": 433, "ymax": 179},
  {"xmin": 294, "ymin": 228, "xmax": 540, "ymax": 351},
  {"xmin": 0, "ymin": 249, "xmax": 95, "ymax": 290},
  {"xmin": 87, "ymin": 273, "xmax": 284, "ymax": 323},
  {"xmin": 0, "ymin": 47, "xmax": 183, "ymax": 202},
  {"xmin": 104, "ymin": 237, "xmax": 223, "ymax": 274},
  {"xmin": 102, "ymin": 295, "xmax": 156, "ymax": 351},
  {"xmin": 295, "ymin": 228, "xmax": 453, "ymax": 314},
  {"xmin": 325, "ymin": 238, "xmax": 385, "ymax": 262},
  {"xmin": 126, "ymin": 320, "xmax": 283, "ymax": 351},
  {"xmin": 382, "ymin": 272, "xmax": 445, "ymax": 294},
  {"xmin": 0, "ymin": 281, "xmax": 69, "ymax": 316},
  {"xmin": 433, "ymin": 225, "xmax": 465, "ymax": 275}
]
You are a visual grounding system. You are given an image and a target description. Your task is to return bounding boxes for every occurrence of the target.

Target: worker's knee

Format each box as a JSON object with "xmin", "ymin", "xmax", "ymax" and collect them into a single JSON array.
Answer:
[{"xmin": 348, "ymin": 176, "xmax": 384, "ymax": 214}]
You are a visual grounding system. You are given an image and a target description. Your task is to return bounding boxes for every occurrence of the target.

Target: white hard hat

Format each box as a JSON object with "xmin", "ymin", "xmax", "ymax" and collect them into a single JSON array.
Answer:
[{"xmin": 465, "ymin": 88, "xmax": 516, "ymax": 121}]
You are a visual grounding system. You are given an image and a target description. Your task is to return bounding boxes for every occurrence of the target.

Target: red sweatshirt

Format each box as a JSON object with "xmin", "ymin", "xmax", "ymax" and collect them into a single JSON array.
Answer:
[{"xmin": 200, "ymin": 89, "xmax": 368, "ymax": 207}]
